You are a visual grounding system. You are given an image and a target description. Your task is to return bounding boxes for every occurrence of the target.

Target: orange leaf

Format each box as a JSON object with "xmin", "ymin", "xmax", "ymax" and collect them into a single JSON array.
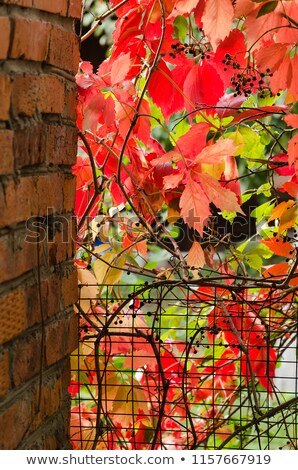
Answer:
[
  {"xmin": 180, "ymin": 176, "xmax": 211, "ymax": 236},
  {"xmin": 202, "ymin": 0, "xmax": 234, "ymax": 50},
  {"xmin": 163, "ymin": 172, "xmax": 184, "ymax": 190},
  {"xmin": 284, "ymin": 114, "xmax": 298, "ymax": 129},
  {"xmin": 282, "ymin": 181, "xmax": 298, "ymax": 199},
  {"xmin": 262, "ymin": 262, "xmax": 289, "ymax": 279},
  {"xmin": 198, "ymin": 173, "xmax": 244, "ymax": 214},
  {"xmin": 268, "ymin": 199, "xmax": 297, "ymax": 234},
  {"xmin": 187, "ymin": 241, "xmax": 205, "ymax": 268},
  {"xmin": 260, "ymin": 237, "xmax": 295, "ymax": 259},
  {"xmin": 195, "ymin": 139, "xmax": 237, "ymax": 164}
]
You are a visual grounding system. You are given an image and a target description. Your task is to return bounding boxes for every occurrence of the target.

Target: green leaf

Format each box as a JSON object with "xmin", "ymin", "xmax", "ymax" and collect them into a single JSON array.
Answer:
[
  {"xmin": 256, "ymin": 183, "xmax": 272, "ymax": 197},
  {"xmin": 221, "ymin": 210, "xmax": 237, "ymax": 223},
  {"xmin": 245, "ymin": 254, "xmax": 263, "ymax": 273},
  {"xmin": 173, "ymin": 15, "xmax": 188, "ymax": 42},
  {"xmin": 241, "ymin": 192, "xmax": 254, "ymax": 204},
  {"xmin": 257, "ymin": 1, "xmax": 278, "ymax": 18},
  {"xmin": 251, "ymin": 201, "xmax": 274, "ymax": 223},
  {"xmin": 238, "ymin": 126, "xmax": 265, "ymax": 166}
]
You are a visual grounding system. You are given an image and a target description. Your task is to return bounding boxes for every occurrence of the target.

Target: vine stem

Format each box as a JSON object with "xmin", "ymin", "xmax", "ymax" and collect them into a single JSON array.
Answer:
[{"xmin": 81, "ymin": 0, "xmax": 131, "ymax": 42}]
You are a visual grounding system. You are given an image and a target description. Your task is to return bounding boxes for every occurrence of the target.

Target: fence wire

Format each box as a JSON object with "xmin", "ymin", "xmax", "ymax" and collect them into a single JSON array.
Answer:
[{"xmin": 70, "ymin": 281, "xmax": 298, "ymax": 450}]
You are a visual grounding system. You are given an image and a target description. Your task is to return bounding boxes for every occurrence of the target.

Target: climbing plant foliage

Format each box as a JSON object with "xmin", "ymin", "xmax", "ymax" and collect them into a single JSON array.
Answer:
[{"xmin": 70, "ymin": 0, "xmax": 298, "ymax": 450}]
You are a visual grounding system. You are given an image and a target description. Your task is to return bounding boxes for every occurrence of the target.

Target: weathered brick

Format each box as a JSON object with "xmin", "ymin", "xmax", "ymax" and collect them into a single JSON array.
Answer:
[
  {"xmin": 0, "ymin": 350, "xmax": 9, "ymax": 398},
  {"xmin": 0, "ymin": 129, "xmax": 14, "ymax": 175},
  {"xmin": 11, "ymin": 332, "xmax": 42, "ymax": 387},
  {"xmin": 68, "ymin": 0, "xmax": 82, "ymax": 19},
  {"xmin": 47, "ymin": 124, "xmax": 78, "ymax": 166},
  {"xmin": 0, "ymin": 0, "xmax": 80, "ymax": 451},
  {"xmin": 0, "ymin": 174, "xmax": 66, "ymax": 229},
  {"xmin": 0, "ymin": 397, "xmax": 32, "ymax": 449},
  {"xmin": 61, "ymin": 267, "xmax": 77, "ymax": 308},
  {"xmin": 10, "ymin": 18, "xmax": 50, "ymax": 62},
  {"xmin": 1, "ymin": 0, "xmax": 32, "ymax": 6},
  {"xmin": 0, "ymin": 289, "xmax": 27, "ymax": 345},
  {"xmin": 12, "ymin": 74, "xmax": 65, "ymax": 117},
  {"xmin": 63, "ymin": 175, "xmax": 76, "ymax": 213},
  {"xmin": 0, "ymin": 75, "xmax": 11, "ymax": 121},
  {"xmin": 14, "ymin": 122, "xmax": 47, "ymax": 168},
  {"xmin": 33, "ymin": 0, "xmax": 68, "ymax": 16},
  {"xmin": 45, "ymin": 314, "xmax": 77, "ymax": 366},
  {"xmin": 0, "ymin": 17, "xmax": 11, "ymax": 60},
  {"xmin": 30, "ymin": 375, "xmax": 63, "ymax": 432},
  {"xmin": 0, "ymin": 231, "xmax": 37, "ymax": 284},
  {"xmin": 48, "ymin": 25, "xmax": 80, "ymax": 73},
  {"xmin": 63, "ymin": 81, "xmax": 77, "ymax": 120},
  {"xmin": 47, "ymin": 215, "xmax": 76, "ymax": 266}
]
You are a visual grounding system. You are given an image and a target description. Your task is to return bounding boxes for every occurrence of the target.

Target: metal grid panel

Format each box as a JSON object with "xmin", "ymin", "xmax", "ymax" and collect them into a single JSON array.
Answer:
[{"xmin": 70, "ymin": 281, "xmax": 298, "ymax": 450}]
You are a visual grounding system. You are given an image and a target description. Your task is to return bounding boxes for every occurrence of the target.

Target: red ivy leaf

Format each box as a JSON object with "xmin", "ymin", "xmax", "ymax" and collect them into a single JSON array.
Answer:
[
  {"xmin": 183, "ymin": 61, "xmax": 224, "ymax": 112},
  {"xmin": 111, "ymin": 52, "xmax": 131, "ymax": 86}
]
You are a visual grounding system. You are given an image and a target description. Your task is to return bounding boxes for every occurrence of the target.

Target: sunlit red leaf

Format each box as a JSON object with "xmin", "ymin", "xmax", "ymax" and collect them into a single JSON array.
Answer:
[
  {"xmin": 111, "ymin": 52, "xmax": 131, "ymax": 86},
  {"xmin": 183, "ymin": 61, "xmax": 224, "ymax": 112}
]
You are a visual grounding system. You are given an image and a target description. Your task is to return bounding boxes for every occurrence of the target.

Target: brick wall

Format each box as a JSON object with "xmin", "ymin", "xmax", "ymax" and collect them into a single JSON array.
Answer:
[{"xmin": 0, "ymin": 0, "xmax": 81, "ymax": 449}]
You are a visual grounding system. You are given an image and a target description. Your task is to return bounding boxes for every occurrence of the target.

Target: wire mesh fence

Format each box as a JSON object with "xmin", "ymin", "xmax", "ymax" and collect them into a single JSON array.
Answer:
[{"xmin": 70, "ymin": 280, "xmax": 298, "ymax": 450}]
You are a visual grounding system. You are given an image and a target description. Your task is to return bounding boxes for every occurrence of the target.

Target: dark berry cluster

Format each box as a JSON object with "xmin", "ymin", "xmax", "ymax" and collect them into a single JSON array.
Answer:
[
  {"xmin": 169, "ymin": 42, "xmax": 211, "ymax": 60},
  {"xmin": 222, "ymin": 54, "xmax": 274, "ymax": 98}
]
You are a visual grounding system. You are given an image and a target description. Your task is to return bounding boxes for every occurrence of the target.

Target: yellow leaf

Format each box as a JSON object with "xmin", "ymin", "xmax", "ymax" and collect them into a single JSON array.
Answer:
[
  {"xmin": 93, "ymin": 250, "xmax": 126, "ymax": 287},
  {"xmin": 102, "ymin": 377, "xmax": 150, "ymax": 427},
  {"xmin": 201, "ymin": 162, "xmax": 225, "ymax": 180},
  {"xmin": 94, "ymin": 244, "xmax": 111, "ymax": 253}
]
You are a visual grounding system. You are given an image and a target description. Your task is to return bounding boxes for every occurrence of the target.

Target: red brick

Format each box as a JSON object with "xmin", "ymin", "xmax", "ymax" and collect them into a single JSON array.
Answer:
[
  {"xmin": 35, "ymin": 173, "xmax": 65, "ymax": 214},
  {"xmin": 10, "ymin": 18, "xmax": 50, "ymax": 62},
  {"xmin": 45, "ymin": 314, "xmax": 77, "ymax": 366},
  {"xmin": 0, "ymin": 75, "xmax": 11, "ymax": 121},
  {"xmin": 47, "ymin": 217, "xmax": 76, "ymax": 266},
  {"xmin": 61, "ymin": 267, "xmax": 77, "ymax": 307},
  {"xmin": 68, "ymin": 0, "xmax": 82, "ymax": 19},
  {"xmin": 0, "ymin": 231, "xmax": 37, "ymax": 284},
  {"xmin": 14, "ymin": 122, "xmax": 47, "ymax": 168},
  {"xmin": 0, "ymin": 177, "xmax": 37, "ymax": 228},
  {"xmin": 64, "ymin": 81, "xmax": 77, "ymax": 120},
  {"xmin": 0, "ymin": 173, "xmax": 66, "ymax": 229},
  {"xmin": 12, "ymin": 74, "xmax": 65, "ymax": 117},
  {"xmin": 0, "ymin": 289, "xmax": 27, "ymax": 344},
  {"xmin": 31, "ymin": 376, "xmax": 63, "ymax": 432},
  {"xmin": 33, "ymin": 0, "xmax": 68, "ymax": 16},
  {"xmin": 0, "ymin": 350, "xmax": 9, "ymax": 398},
  {"xmin": 0, "ymin": 398, "xmax": 32, "ymax": 449},
  {"xmin": 1, "ymin": 0, "xmax": 32, "ymax": 6},
  {"xmin": 63, "ymin": 175, "xmax": 76, "ymax": 212},
  {"xmin": 48, "ymin": 25, "xmax": 80, "ymax": 73},
  {"xmin": 11, "ymin": 333, "xmax": 42, "ymax": 387},
  {"xmin": 47, "ymin": 124, "xmax": 78, "ymax": 166},
  {"xmin": 0, "ymin": 130, "xmax": 14, "ymax": 175},
  {"xmin": 25, "ymin": 274, "xmax": 61, "ymax": 330},
  {"xmin": 0, "ymin": 17, "xmax": 11, "ymax": 60}
]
